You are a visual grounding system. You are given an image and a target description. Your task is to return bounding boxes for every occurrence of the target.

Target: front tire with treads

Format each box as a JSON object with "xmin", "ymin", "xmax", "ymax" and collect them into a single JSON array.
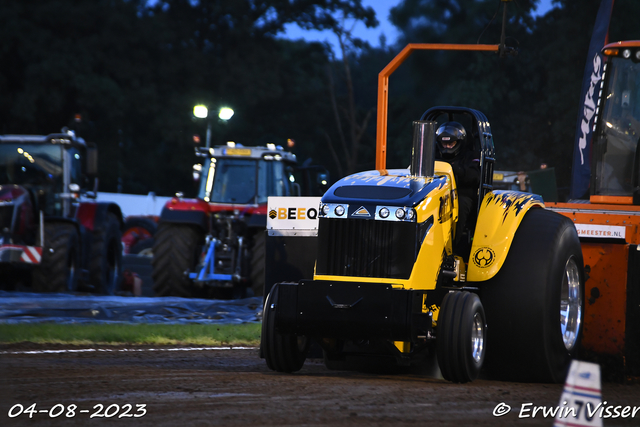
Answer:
[
  {"xmin": 436, "ymin": 291, "xmax": 486, "ymax": 383},
  {"xmin": 261, "ymin": 284, "xmax": 309, "ymax": 372}
]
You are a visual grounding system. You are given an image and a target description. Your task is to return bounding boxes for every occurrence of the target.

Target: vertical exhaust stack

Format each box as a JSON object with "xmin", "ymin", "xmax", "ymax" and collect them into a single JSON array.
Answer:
[{"xmin": 410, "ymin": 121, "xmax": 436, "ymax": 178}]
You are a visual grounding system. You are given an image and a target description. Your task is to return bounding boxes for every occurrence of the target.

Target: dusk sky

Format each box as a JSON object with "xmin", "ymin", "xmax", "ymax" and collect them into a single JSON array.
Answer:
[{"xmin": 283, "ymin": 0, "xmax": 557, "ymax": 51}]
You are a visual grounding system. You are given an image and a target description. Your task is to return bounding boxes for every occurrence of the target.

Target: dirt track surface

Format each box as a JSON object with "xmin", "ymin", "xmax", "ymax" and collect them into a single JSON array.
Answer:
[{"xmin": 2, "ymin": 344, "xmax": 640, "ymax": 427}]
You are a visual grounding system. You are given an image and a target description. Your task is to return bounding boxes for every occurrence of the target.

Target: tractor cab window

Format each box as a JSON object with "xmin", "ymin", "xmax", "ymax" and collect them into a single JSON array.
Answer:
[
  {"xmin": 257, "ymin": 159, "xmax": 289, "ymax": 203},
  {"xmin": 202, "ymin": 158, "xmax": 257, "ymax": 204},
  {"xmin": 0, "ymin": 143, "xmax": 63, "ymax": 215},
  {"xmin": 198, "ymin": 157, "xmax": 292, "ymax": 204},
  {"xmin": 0, "ymin": 144, "xmax": 63, "ymax": 190},
  {"xmin": 593, "ymin": 57, "xmax": 640, "ymax": 196},
  {"xmin": 66, "ymin": 146, "xmax": 88, "ymax": 190}
]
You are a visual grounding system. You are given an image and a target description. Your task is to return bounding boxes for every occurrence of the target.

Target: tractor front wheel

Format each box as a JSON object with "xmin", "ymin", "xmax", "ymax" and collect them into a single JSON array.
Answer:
[
  {"xmin": 261, "ymin": 284, "xmax": 309, "ymax": 372},
  {"xmin": 436, "ymin": 291, "xmax": 486, "ymax": 383}
]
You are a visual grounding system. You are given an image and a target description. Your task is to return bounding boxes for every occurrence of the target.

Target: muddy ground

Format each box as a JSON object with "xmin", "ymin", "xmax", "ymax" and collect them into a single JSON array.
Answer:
[{"xmin": 1, "ymin": 344, "xmax": 640, "ymax": 427}]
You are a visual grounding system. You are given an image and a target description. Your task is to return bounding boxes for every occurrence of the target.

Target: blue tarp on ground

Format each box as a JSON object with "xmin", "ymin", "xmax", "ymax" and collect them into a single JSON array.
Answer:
[{"xmin": 0, "ymin": 291, "xmax": 263, "ymax": 324}]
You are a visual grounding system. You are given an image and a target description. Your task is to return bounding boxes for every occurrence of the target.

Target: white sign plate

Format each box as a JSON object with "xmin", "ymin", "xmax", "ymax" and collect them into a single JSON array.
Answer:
[
  {"xmin": 267, "ymin": 197, "xmax": 321, "ymax": 231},
  {"xmin": 574, "ymin": 223, "xmax": 625, "ymax": 239}
]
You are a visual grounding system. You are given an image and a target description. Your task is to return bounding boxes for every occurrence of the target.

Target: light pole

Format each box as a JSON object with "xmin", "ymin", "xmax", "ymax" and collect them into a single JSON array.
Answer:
[
  {"xmin": 193, "ymin": 104, "xmax": 212, "ymax": 149},
  {"xmin": 193, "ymin": 105, "xmax": 234, "ymax": 149}
]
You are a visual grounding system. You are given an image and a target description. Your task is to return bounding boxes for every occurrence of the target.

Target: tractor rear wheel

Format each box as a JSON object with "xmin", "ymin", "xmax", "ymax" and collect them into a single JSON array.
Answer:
[
  {"xmin": 250, "ymin": 231, "xmax": 266, "ymax": 296},
  {"xmin": 152, "ymin": 223, "xmax": 201, "ymax": 297},
  {"xmin": 481, "ymin": 208, "xmax": 584, "ymax": 383},
  {"xmin": 436, "ymin": 291, "xmax": 486, "ymax": 383},
  {"xmin": 262, "ymin": 284, "xmax": 309, "ymax": 372},
  {"xmin": 32, "ymin": 223, "xmax": 80, "ymax": 293},
  {"xmin": 89, "ymin": 212, "xmax": 123, "ymax": 295}
]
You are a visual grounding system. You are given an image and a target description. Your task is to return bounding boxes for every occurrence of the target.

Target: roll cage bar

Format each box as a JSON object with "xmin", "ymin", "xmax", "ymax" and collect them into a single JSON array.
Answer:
[
  {"xmin": 421, "ymin": 106, "xmax": 495, "ymax": 212},
  {"xmin": 373, "ymin": 44, "xmax": 500, "ymax": 215}
]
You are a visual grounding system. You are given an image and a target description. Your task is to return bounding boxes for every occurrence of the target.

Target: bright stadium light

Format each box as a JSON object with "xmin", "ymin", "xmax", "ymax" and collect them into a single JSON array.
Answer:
[
  {"xmin": 218, "ymin": 107, "xmax": 234, "ymax": 121},
  {"xmin": 193, "ymin": 105, "xmax": 208, "ymax": 119}
]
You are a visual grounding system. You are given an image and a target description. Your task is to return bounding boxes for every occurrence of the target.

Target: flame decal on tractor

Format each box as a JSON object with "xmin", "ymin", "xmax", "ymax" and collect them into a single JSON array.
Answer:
[{"xmin": 484, "ymin": 191, "xmax": 544, "ymax": 224}]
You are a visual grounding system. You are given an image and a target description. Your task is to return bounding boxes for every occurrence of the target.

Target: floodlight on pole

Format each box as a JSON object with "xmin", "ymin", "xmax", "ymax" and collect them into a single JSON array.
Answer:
[
  {"xmin": 193, "ymin": 105, "xmax": 209, "ymax": 119},
  {"xmin": 218, "ymin": 107, "xmax": 234, "ymax": 121}
]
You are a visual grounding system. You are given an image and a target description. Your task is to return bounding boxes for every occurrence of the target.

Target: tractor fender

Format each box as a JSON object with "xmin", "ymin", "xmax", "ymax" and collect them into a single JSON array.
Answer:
[
  {"xmin": 159, "ymin": 197, "xmax": 209, "ymax": 231},
  {"xmin": 466, "ymin": 191, "xmax": 544, "ymax": 282},
  {"xmin": 76, "ymin": 201, "xmax": 124, "ymax": 232}
]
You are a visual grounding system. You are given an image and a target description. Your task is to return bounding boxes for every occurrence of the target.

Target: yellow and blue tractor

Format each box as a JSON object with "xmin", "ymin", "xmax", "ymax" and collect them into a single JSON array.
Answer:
[
  {"xmin": 261, "ymin": 43, "xmax": 586, "ymax": 384},
  {"xmin": 261, "ymin": 106, "xmax": 585, "ymax": 383}
]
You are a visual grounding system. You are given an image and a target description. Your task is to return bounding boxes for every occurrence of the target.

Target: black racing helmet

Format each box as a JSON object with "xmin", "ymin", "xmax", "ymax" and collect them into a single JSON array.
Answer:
[{"xmin": 436, "ymin": 121, "xmax": 467, "ymax": 157}]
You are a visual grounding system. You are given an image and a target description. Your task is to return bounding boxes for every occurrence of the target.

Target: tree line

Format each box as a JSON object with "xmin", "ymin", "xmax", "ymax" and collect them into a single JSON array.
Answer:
[{"xmin": 1, "ymin": 0, "xmax": 639, "ymax": 200}]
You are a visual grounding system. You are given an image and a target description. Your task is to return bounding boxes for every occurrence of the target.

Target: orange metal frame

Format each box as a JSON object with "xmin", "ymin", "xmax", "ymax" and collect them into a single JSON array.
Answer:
[
  {"xmin": 590, "ymin": 195, "xmax": 634, "ymax": 205},
  {"xmin": 549, "ymin": 201, "xmax": 640, "ymax": 360},
  {"xmin": 547, "ymin": 201, "xmax": 640, "ymax": 246},
  {"xmin": 375, "ymin": 43, "xmax": 500, "ymax": 171}
]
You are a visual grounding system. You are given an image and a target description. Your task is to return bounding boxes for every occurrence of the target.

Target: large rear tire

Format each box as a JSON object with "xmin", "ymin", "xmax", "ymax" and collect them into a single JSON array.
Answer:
[
  {"xmin": 250, "ymin": 231, "xmax": 266, "ymax": 296},
  {"xmin": 32, "ymin": 223, "xmax": 80, "ymax": 292},
  {"xmin": 436, "ymin": 291, "xmax": 486, "ymax": 383},
  {"xmin": 89, "ymin": 212, "xmax": 123, "ymax": 295},
  {"xmin": 262, "ymin": 284, "xmax": 309, "ymax": 372},
  {"xmin": 152, "ymin": 223, "xmax": 201, "ymax": 297},
  {"xmin": 481, "ymin": 208, "xmax": 584, "ymax": 383}
]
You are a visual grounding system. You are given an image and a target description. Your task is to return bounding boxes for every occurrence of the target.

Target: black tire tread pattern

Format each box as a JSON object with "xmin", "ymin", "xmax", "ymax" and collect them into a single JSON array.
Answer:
[
  {"xmin": 151, "ymin": 223, "xmax": 201, "ymax": 297},
  {"xmin": 32, "ymin": 223, "xmax": 79, "ymax": 293},
  {"xmin": 250, "ymin": 231, "xmax": 266, "ymax": 296},
  {"xmin": 437, "ymin": 291, "xmax": 485, "ymax": 383},
  {"xmin": 481, "ymin": 208, "xmax": 584, "ymax": 383},
  {"xmin": 89, "ymin": 212, "xmax": 123, "ymax": 295},
  {"xmin": 261, "ymin": 284, "xmax": 308, "ymax": 373}
]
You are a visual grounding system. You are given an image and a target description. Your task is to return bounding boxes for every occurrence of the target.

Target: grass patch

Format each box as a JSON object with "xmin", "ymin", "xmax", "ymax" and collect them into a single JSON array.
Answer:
[{"xmin": 0, "ymin": 323, "xmax": 262, "ymax": 346}]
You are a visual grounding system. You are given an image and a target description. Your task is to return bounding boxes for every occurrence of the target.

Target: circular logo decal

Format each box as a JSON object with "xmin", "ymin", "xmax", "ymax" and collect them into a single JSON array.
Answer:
[
  {"xmin": 472, "ymin": 247, "xmax": 496, "ymax": 268},
  {"xmin": 268, "ymin": 209, "xmax": 277, "ymax": 219}
]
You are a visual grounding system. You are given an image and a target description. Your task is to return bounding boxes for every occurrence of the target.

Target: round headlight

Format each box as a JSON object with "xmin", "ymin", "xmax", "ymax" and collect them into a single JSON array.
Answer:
[
  {"xmin": 335, "ymin": 205, "xmax": 345, "ymax": 216},
  {"xmin": 406, "ymin": 209, "xmax": 415, "ymax": 221},
  {"xmin": 623, "ymin": 49, "xmax": 632, "ymax": 59},
  {"xmin": 321, "ymin": 204, "xmax": 330, "ymax": 216},
  {"xmin": 636, "ymin": 51, "xmax": 640, "ymax": 60},
  {"xmin": 379, "ymin": 207, "xmax": 389, "ymax": 218},
  {"xmin": 395, "ymin": 208, "xmax": 406, "ymax": 220}
]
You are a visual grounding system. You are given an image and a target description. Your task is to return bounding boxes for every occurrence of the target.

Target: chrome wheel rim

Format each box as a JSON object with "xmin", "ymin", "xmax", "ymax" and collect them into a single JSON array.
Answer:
[
  {"xmin": 471, "ymin": 312, "xmax": 485, "ymax": 363},
  {"xmin": 560, "ymin": 257, "xmax": 582, "ymax": 351}
]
